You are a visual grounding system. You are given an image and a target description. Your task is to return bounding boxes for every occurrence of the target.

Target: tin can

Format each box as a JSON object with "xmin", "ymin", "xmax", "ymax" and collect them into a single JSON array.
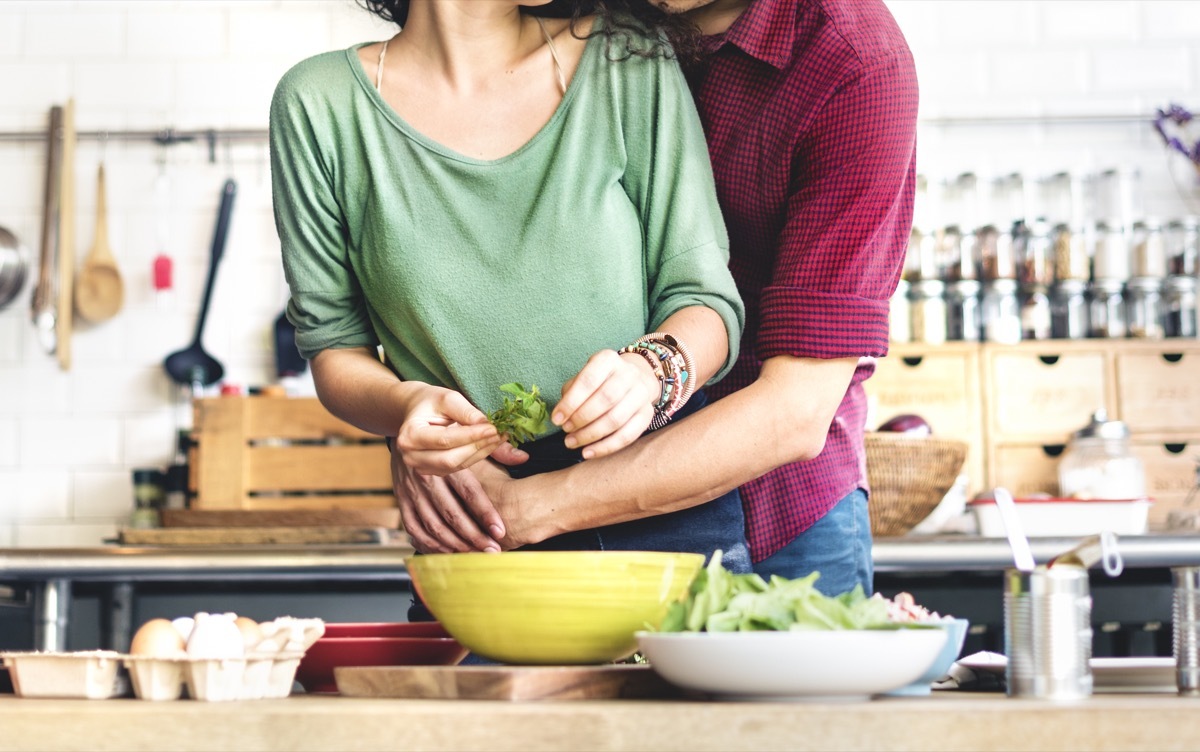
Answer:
[
  {"xmin": 1172, "ymin": 566, "xmax": 1200, "ymax": 696},
  {"xmin": 1005, "ymin": 566, "xmax": 1093, "ymax": 700}
]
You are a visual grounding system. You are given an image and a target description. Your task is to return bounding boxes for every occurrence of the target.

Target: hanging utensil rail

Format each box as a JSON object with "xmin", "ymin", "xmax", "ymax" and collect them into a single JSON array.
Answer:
[{"xmin": 0, "ymin": 127, "xmax": 267, "ymax": 162}]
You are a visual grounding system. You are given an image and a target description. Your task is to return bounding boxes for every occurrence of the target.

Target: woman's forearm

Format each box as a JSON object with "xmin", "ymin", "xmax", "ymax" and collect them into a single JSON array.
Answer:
[
  {"xmin": 309, "ymin": 347, "xmax": 419, "ymax": 438},
  {"xmin": 655, "ymin": 305, "xmax": 729, "ymax": 387}
]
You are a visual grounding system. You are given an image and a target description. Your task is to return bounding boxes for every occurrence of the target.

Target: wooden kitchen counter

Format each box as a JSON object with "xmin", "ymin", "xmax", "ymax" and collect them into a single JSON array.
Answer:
[{"xmin": 0, "ymin": 691, "xmax": 1197, "ymax": 752}]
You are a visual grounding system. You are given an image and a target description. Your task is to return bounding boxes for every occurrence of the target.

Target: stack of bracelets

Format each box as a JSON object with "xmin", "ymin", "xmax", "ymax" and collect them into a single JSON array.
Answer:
[{"xmin": 618, "ymin": 332, "xmax": 696, "ymax": 431}]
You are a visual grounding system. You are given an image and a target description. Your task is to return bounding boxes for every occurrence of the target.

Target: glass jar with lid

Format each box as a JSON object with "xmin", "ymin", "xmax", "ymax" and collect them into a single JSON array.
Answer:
[{"xmin": 1058, "ymin": 409, "xmax": 1146, "ymax": 500}]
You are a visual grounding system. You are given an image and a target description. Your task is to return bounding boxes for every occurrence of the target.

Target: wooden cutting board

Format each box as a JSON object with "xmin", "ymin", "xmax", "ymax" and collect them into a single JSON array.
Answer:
[
  {"xmin": 334, "ymin": 664, "xmax": 678, "ymax": 701},
  {"xmin": 118, "ymin": 526, "xmax": 407, "ymax": 547},
  {"xmin": 160, "ymin": 508, "xmax": 401, "ymax": 529}
]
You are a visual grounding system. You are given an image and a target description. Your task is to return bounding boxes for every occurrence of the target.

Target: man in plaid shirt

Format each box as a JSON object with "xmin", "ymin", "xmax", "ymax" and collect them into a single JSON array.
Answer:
[{"xmin": 393, "ymin": 0, "xmax": 918, "ymax": 596}]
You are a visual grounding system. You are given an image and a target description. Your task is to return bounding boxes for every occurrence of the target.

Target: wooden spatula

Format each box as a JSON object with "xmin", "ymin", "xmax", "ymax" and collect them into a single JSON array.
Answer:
[{"xmin": 75, "ymin": 162, "xmax": 124, "ymax": 323}]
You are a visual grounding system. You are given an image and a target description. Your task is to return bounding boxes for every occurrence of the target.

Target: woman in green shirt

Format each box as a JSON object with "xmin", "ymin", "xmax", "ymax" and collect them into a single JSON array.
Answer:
[{"xmin": 270, "ymin": 0, "xmax": 749, "ymax": 571}]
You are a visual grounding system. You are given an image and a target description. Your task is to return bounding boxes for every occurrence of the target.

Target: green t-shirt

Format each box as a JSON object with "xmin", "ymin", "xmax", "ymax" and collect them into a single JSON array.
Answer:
[{"xmin": 269, "ymin": 25, "xmax": 744, "ymax": 415}]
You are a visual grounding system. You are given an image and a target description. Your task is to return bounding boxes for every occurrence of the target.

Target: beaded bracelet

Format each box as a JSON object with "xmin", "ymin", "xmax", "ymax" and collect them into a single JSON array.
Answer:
[{"xmin": 618, "ymin": 333, "xmax": 695, "ymax": 430}]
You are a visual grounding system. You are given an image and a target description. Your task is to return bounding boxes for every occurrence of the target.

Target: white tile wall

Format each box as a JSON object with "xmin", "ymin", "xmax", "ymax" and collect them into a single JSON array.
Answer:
[{"xmin": 0, "ymin": 0, "xmax": 1196, "ymax": 546}]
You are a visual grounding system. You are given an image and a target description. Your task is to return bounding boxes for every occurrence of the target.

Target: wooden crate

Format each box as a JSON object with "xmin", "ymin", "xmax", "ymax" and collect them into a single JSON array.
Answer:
[{"xmin": 190, "ymin": 396, "xmax": 394, "ymax": 511}]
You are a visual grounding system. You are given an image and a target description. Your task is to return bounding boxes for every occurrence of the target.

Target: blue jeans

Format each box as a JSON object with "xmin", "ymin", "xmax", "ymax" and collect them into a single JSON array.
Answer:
[{"xmin": 751, "ymin": 488, "xmax": 873, "ymax": 597}]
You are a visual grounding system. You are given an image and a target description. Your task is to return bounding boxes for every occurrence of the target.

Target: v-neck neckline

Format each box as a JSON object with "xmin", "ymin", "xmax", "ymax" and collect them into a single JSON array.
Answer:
[{"xmin": 346, "ymin": 17, "xmax": 601, "ymax": 166}]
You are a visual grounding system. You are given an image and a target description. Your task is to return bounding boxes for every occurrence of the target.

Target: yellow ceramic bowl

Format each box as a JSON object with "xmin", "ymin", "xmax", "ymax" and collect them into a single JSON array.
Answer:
[{"xmin": 406, "ymin": 551, "xmax": 704, "ymax": 665}]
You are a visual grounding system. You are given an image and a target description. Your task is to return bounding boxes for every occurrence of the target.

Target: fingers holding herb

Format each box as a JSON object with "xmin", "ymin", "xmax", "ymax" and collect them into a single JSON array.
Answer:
[
  {"xmin": 395, "ymin": 383, "xmax": 504, "ymax": 476},
  {"xmin": 488, "ymin": 383, "xmax": 551, "ymax": 448}
]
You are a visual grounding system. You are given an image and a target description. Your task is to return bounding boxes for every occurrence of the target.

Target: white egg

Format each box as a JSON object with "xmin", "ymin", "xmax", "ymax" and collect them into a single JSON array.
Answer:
[
  {"xmin": 186, "ymin": 612, "xmax": 245, "ymax": 658},
  {"xmin": 171, "ymin": 616, "xmax": 196, "ymax": 643}
]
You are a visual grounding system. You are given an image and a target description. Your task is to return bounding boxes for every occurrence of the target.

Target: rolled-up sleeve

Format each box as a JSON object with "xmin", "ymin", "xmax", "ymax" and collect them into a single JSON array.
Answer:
[{"xmin": 269, "ymin": 68, "xmax": 377, "ymax": 360}]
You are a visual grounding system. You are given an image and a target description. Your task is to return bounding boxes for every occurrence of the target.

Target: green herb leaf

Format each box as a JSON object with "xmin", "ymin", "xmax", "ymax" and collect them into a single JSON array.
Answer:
[
  {"xmin": 654, "ymin": 549, "xmax": 895, "ymax": 633},
  {"xmin": 488, "ymin": 382, "xmax": 551, "ymax": 447}
]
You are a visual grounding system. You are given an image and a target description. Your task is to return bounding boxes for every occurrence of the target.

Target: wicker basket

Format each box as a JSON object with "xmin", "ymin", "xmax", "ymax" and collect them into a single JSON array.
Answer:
[{"xmin": 865, "ymin": 433, "xmax": 968, "ymax": 537}]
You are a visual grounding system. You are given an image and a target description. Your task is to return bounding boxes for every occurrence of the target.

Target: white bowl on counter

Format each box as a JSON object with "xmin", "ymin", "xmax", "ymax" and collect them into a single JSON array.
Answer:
[
  {"xmin": 636, "ymin": 628, "xmax": 948, "ymax": 701},
  {"xmin": 970, "ymin": 496, "xmax": 1151, "ymax": 537}
]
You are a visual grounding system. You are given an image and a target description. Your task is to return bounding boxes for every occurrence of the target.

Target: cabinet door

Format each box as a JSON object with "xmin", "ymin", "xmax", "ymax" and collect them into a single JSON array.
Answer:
[
  {"xmin": 1117, "ymin": 351, "xmax": 1200, "ymax": 435},
  {"xmin": 1132, "ymin": 439, "xmax": 1200, "ymax": 530},
  {"xmin": 988, "ymin": 350, "xmax": 1109, "ymax": 442}
]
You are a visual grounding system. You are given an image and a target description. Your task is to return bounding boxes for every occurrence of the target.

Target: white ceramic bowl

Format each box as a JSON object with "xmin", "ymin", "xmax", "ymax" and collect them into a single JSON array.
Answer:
[{"xmin": 636, "ymin": 629, "xmax": 948, "ymax": 701}]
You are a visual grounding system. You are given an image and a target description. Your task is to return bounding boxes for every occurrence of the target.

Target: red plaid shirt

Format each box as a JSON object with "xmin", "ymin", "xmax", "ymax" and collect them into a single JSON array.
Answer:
[{"xmin": 696, "ymin": 0, "xmax": 918, "ymax": 562}]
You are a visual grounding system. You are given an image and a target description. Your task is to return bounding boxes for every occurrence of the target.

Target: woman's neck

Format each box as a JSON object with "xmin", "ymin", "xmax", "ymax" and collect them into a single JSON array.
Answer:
[
  {"xmin": 394, "ymin": 1, "xmax": 546, "ymax": 94},
  {"xmin": 685, "ymin": 0, "xmax": 751, "ymax": 36}
]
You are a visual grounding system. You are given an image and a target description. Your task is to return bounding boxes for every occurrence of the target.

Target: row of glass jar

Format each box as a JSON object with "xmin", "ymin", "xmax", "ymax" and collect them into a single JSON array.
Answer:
[
  {"xmin": 906, "ymin": 216, "xmax": 1199, "ymax": 288},
  {"xmin": 893, "ymin": 274, "xmax": 1199, "ymax": 344}
]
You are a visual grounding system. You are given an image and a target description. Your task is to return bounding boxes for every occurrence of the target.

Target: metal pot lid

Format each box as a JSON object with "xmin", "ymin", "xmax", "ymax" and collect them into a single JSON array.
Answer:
[{"xmin": 1072, "ymin": 408, "xmax": 1130, "ymax": 440}]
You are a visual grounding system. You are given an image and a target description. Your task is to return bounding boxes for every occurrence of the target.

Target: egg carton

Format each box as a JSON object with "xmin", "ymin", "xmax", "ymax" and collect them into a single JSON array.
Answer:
[
  {"xmin": 0, "ymin": 651, "xmax": 123, "ymax": 699},
  {"xmin": 122, "ymin": 651, "xmax": 306, "ymax": 701}
]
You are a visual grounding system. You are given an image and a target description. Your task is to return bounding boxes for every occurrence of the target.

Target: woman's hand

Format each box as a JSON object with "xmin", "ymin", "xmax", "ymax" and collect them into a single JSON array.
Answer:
[
  {"xmin": 393, "ymin": 383, "xmax": 506, "ymax": 476},
  {"xmin": 553, "ymin": 349, "xmax": 658, "ymax": 460}
]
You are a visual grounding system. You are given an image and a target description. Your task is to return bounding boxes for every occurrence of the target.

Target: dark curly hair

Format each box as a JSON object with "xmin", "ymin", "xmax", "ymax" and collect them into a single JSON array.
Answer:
[{"xmin": 356, "ymin": 1, "xmax": 703, "ymax": 68}]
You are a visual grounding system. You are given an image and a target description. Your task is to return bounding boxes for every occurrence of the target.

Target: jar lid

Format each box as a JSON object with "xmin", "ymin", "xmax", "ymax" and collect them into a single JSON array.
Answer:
[{"xmin": 1072, "ymin": 408, "xmax": 1130, "ymax": 440}]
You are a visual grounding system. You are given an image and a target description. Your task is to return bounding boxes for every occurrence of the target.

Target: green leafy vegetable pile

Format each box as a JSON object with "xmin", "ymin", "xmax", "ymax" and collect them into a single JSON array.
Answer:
[
  {"xmin": 488, "ymin": 382, "xmax": 551, "ymax": 448},
  {"xmin": 658, "ymin": 550, "xmax": 898, "ymax": 633}
]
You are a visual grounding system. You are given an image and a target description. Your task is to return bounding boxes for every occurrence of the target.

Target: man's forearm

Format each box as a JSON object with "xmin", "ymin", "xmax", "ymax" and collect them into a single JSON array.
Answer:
[{"xmin": 501, "ymin": 356, "xmax": 858, "ymax": 545}]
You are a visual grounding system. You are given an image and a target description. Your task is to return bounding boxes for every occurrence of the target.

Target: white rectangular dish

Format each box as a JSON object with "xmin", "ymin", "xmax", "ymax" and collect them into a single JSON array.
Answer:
[{"xmin": 969, "ymin": 496, "xmax": 1151, "ymax": 537}]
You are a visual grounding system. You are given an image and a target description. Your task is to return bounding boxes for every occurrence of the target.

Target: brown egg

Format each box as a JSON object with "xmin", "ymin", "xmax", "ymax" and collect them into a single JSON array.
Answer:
[
  {"xmin": 130, "ymin": 618, "xmax": 187, "ymax": 657},
  {"xmin": 234, "ymin": 615, "xmax": 264, "ymax": 652}
]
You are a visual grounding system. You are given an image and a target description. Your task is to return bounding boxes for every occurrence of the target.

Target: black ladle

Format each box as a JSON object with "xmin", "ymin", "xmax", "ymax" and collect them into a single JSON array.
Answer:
[{"xmin": 164, "ymin": 179, "xmax": 236, "ymax": 389}]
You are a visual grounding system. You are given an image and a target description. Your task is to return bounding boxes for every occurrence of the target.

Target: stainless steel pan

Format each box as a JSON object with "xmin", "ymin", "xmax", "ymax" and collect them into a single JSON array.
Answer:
[{"xmin": 0, "ymin": 226, "xmax": 28, "ymax": 310}]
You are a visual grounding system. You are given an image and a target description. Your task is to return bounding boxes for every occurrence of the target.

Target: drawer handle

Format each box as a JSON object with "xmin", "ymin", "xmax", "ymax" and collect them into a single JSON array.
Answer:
[
  {"xmin": 902, "ymin": 356, "xmax": 923, "ymax": 367},
  {"xmin": 1165, "ymin": 443, "xmax": 1189, "ymax": 454},
  {"xmin": 1162, "ymin": 353, "xmax": 1184, "ymax": 364},
  {"xmin": 1038, "ymin": 355, "xmax": 1061, "ymax": 366},
  {"xmin": 1041, "ymin": 444, "xmax": 1066, "ymax": 458}
]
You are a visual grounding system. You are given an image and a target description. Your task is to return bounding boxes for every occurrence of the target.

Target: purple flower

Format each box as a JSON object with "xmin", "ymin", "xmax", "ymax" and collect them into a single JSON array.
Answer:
[{"xmin": 1155, "ymin": 103, "xmax": 1200, "ymax": 166}]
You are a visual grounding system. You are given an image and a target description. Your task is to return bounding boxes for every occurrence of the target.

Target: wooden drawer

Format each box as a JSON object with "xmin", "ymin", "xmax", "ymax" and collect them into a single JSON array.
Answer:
[
  {"xmin": 987, "ymin": 347, "xmax": 1112, "ymax": 442},
  {"xmin": 1116, "ymin": 349, "xmax": 1200, "ymax": 435},
  {"xmin": 191, "ymin": 396, "xmax": 394, "ymax": 511},
  {"xmin": 1132, "ymin": 438, "xmax": 1200, "ymax": 530},
  {"xmin": 989, "ymin": 442, "xmax": 1064, "ymax": 498},
  {"xmin": 867, "ymin": 344, "xmax": 985, "ymax": 494}
]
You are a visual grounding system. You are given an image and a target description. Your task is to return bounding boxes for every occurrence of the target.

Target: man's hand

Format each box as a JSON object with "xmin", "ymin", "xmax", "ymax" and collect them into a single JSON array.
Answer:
[
  {"xmin": 554, "ymin": 349, "xmax": 658, "ymax": 460},
  {"xmin": 392, "ymin": 439, "xmax": 529, "ymax": 553}
]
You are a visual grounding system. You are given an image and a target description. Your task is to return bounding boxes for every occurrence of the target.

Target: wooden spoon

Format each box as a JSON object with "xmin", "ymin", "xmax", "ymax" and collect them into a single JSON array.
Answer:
[{"xmin": 75, "ymin": 162, "xmax": 124, "ymax": 323}]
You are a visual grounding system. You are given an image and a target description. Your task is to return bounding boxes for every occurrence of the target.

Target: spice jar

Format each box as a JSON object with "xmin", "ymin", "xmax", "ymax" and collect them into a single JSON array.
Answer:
[
  {"xmin": 979, "ymin": 225, "xmax": 1017, "ymax": 281},
  {"xmin": 982, "ymin": 278, "xmax": 1022, "ymax": 344},
  {"xmin": 1165, "ymin": 274, "xmax": 1198, "ymax": 339},
  {"xmin": 1053, "ymin": 223, "xmax": 1090, "ymax": 282},
  {"xmin": 909, "ymin": 279, "xmax": 947, "ymax": 345},
  {"xmin": 1126, "ymin": 276, "xmax": 1165, "ymax": 339},
  {"xmin": 1131, "ymin": 220, "xmax": 1168, "ymax": 278},
  {"xmin": 1058, "ymin": 409, "xmax": 1146, "ymax": 500},
  {"xmin": 1051, "ymin": 279, "xmax": 1089, "ymax": 340},
  {"xmin": 946, "ymin": 279, "xmax": 982, "ymax": 341},
  {"xmin": 1019, "ymin": 220, "xmax": 1055, "ymax": 287},
  {"xmin": 1020, "ymin": 285, "xmax": 1052, "ymax": 340},
  {"xmin": 1089, "ymin": 279, "xmax": 1127, "ymax": 339},
  {"xmin": 1166, "ymin": 218, "xmax": 1199, "ymax": 276},
  {"xmin": 1092, "ymin": 221, "xmax": 1131, "ymax": 283}
]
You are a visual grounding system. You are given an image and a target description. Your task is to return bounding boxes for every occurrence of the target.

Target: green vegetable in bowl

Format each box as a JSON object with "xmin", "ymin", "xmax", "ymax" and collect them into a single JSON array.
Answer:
[
  {"xmin": 488, "ymin": 383, "xmax": 551, "ymax": 448},
  {"xmin": 657, "ymin": 550, "xmax": 894, "ymax": 633}
]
